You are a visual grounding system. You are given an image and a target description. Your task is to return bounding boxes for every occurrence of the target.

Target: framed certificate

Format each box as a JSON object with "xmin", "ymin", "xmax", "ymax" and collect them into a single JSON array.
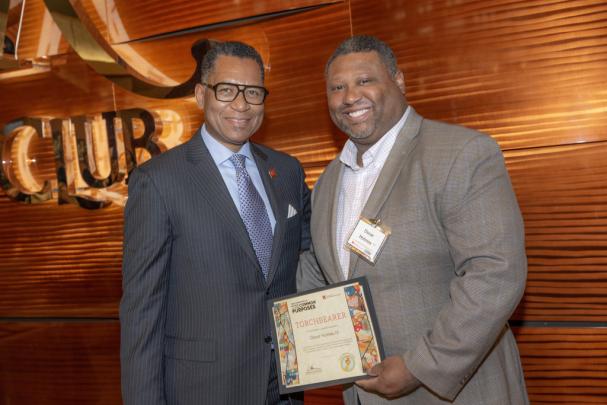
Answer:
[{"xmin": 268, "ymin": 277, "xmax": 384, "ymax": 394}]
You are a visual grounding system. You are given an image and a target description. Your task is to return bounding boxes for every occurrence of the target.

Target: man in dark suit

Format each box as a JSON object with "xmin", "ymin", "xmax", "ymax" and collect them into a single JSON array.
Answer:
[
  {"xmin": 121, "ymin": 41, "xmax": 310, "ymax": 405},
  {"xmin": 298, "ymin": 35, "xmax": 528, "ymax": 404}
]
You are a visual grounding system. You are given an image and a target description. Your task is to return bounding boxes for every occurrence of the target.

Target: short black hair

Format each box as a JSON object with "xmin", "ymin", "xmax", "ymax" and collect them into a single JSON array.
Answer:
[
  {"xmin": 200, "ymin": 41, "xmax": 265, "ymax": 83},
  {"xmin": 325, "ymin": 35, "xmax": 398, "ymax": 77}
]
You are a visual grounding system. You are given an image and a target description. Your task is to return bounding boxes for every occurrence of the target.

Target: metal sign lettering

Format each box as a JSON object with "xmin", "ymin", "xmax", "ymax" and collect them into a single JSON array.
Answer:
[{"xmin": 0, "ymin": 108, "xmax": 183, "ymax": 209}]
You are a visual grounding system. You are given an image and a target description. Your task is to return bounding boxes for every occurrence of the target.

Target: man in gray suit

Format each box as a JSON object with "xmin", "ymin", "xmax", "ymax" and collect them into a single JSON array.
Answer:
[
  {"xmin": 298, "ymin": 35, "xmax": 529, "ymax": 404},
  {"xmin": 121, "ymin": 41, "xmax": 309, "ymax": 405}
]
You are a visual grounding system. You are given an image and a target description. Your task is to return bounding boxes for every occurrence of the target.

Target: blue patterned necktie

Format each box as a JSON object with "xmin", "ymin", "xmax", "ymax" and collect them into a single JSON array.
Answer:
[{"xmin": 229, "ymin": 153, "xmax": 273, "ymax": 278}]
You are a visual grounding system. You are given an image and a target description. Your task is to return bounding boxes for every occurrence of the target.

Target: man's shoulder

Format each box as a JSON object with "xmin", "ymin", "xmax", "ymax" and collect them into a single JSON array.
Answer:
[
  {"xmin": 421, "ymin": 118, "xmax": 484, "ymax": 141},
  {"xmin": 128, "ymin": 139, "xmax": 191, "ymax": 185},
  {"xmin": 251, "ymin": 142, "xmax": 302, "ymax": 169},
  {"xmin": 312, "ymin": 156, "xmax": 342, "ymax": 191},
  {"xmin": 418, "ymin": 117, "xmax": 500, "ymax": 154}
]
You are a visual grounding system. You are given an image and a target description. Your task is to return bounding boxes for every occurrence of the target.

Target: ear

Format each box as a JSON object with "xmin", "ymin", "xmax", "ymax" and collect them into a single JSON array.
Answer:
[
  {"xmin": 394, "ymin": 70, "xmax": 406, "ymax": 94},
  {"xmin": 194, "ymin": 83, "xmax": 205, "ymax": 109}
]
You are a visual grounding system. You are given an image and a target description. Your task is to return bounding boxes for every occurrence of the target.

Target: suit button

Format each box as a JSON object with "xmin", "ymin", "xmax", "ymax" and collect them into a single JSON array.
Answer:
[
  {"xmin": 264, "ymin": 336, "xmax": 272, "ymax": 343},
  {"xmin": 266, "ymin": 290, "xmax": 270, "ymax": 296}
]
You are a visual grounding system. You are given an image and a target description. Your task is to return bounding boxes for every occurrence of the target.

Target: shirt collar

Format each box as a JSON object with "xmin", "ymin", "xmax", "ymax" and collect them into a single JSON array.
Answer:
[
  {"xmin": 200, "ymin": 124, "xmax": 254, "ymax": 165},
  {"xmin": 339, "ymin": 106, "xmax": 410, "ymax": 170}
]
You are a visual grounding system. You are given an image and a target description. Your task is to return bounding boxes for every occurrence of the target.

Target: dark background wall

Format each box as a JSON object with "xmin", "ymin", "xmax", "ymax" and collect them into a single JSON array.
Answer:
[{"xmin": 1, "ymin": 0, "xmax": 606, "ymax": 403}]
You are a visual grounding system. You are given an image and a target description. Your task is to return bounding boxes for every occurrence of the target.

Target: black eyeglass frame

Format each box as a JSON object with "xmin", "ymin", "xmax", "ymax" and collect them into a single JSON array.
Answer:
[{"xmin": 202, "ymin": 82, "xmax": 269, "ymax": 105}]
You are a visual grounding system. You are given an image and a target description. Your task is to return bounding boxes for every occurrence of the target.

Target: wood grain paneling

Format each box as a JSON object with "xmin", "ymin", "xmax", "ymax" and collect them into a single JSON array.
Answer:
[
  {"xmin": 0, "ymin": 53, "xmax": 116, "ymax": 122},
  {"xmin": 98, "ymin": 0, "xmax": 342, "ymax": 43},
  {"xmin": 305, "ymin": 386, "xmax": 344, "ymax": 404},
  {"xmin": 302, "ymin": 163, "xmax": 332, "ymax": 188},
  {"xmin": 350, "ymin": 0, "xmax": 607, "ymax": 150},
  {"xmin": 0, "ymin": 321, "xmax": 121, "ymax": 405},
  {"xmin": 14, "ymin": 0, "xmax": 70, "ymax": 60},
  {"xmin": 0, "ymin": 200, "xmax": 123, "ymax": 317},
  {"xmin": 506, "ymin": 142, "xmax": 607, "ymax": 322},
  {"xmin": 514, "ymin": 326, "xmax": 607, "ymax": 404}
]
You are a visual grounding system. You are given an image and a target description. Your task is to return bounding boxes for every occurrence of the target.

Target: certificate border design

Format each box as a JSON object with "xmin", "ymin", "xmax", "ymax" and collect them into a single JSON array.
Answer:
[
  {"xmin": 268, "ymin": 276, "xmax": 385, "ymax": 394},
  {"xmin": 344, "ymin": 283, "xmax": 381, "ymax": 373},
  {"xmin": 272, "ymin": 300, "xmax": 300, "ymax": 386}
]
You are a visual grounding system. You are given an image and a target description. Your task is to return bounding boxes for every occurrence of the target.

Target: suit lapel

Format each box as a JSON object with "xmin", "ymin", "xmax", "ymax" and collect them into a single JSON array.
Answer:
[
  {"xmin": 348, "ymin": 108, "xmax": 424, "ymax": 278},
  {"xmin": 183, "ymin": 132, "xmax": 261, "ymax": 274},
  {"xmin": 251, "ymin": 144, "xmax": 286, "ymax": 285}
]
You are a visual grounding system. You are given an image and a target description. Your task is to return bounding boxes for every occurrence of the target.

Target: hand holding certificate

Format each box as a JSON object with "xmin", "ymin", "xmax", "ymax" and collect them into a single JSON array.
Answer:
[{"xmin": 268, "ymin": 277, "xmax": 384, "ymax": 393}]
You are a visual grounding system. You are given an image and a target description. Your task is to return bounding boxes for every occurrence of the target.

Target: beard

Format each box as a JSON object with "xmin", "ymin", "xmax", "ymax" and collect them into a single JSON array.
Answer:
[{"xmin": 331, "ymin": 113, "xmax": 377, "ymax": 141}]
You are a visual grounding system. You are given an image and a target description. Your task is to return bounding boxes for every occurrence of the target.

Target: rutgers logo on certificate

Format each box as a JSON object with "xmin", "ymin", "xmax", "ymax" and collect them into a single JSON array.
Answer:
[{"xmin": 268, "ymin": 277, "xmax": 385, "ymax": 393}]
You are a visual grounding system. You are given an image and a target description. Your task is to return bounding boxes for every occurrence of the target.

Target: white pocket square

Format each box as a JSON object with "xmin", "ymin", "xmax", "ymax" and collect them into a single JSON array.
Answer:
[{"xmin": 287, "ymin": 204, "xmax": 298, "ymax": 219}]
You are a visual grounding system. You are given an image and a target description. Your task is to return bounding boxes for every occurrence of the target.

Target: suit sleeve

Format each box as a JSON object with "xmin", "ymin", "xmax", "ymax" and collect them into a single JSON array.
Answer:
[
  {"xmin": 298, "ymin": 163, "xmax": 312, "ymax": 252},
  {"xmin": 297, "ymin": 183, "xmax": 329, "ymax": 292},
  {"xmin": 404, "ymin": 135, "xmax": 527, "ymax": 400},
  {"xmin": 120, "ymin": 168, "xmax": 171, "ymax": 405},
  {"xmin": 297, "ymin": 243, "xmax": 328, "ymax": 291}
]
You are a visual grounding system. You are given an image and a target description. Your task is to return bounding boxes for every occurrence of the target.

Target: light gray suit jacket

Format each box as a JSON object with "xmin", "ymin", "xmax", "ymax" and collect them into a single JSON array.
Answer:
[
  {"xmin": 298, "ymin": 108, "xmax": 529, "ymax": 405},
  {"xmin": 121, "ymin": 130, "xmax": 310, "ymax": 405}
]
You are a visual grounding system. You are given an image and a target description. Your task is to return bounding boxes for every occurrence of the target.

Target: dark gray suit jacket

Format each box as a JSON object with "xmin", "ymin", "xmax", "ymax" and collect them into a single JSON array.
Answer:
[{"xmin": 121, "ymin": 130, "xmax": 310, "ymax": 405}]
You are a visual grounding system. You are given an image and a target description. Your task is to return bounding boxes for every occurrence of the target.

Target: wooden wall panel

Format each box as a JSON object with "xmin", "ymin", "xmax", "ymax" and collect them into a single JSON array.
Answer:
[
  {"xmin": 20, "ymin": 0, "xmax": 344, "ymax": 53},
  {"xmin": 102, "ymin": 0, "xmax": 342, "ymax": 43},
  {"xmin": 506, "ymin": 142, "xmax": 607, "ymax": 322},
  {"xmin": 514, "ymin": 327, "xmax": 607, "ymax": 404},
  {"xmin": 305, "ymin": 386, "xmax": 344, "ymax": 404},
  {"xmin": 0, "ymin": 198, "xmax": 123, "ymax": 317},
  {"xmin": 13, "ymin": 0, "xmax": 70, "ymax": 60},
  {"xmin": 0, "ymin": 53, "xmax": 115, "ymax": 122},
  {"xmin": 350, "ymin": 0, "xmax": 607, "ymax": 150},
  {"xmin": 0, "ymin": 321, "xmax": 121, "ymax": 405}
]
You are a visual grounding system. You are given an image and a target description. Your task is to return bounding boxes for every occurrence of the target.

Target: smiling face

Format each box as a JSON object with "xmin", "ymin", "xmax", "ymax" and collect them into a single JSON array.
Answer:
[
  {"xmin": 195, "ymin": 55, "xmax": 264, "ymax": 152},
  {"xmin": 326, "ymin": 51, "xmax": 407, "ymax": 154}
]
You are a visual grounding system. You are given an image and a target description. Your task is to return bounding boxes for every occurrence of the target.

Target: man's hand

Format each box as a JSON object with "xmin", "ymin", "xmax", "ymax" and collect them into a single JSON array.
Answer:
[{"xmin": 355, "ymin": 356, "xmax": 421, "ymax": 399}]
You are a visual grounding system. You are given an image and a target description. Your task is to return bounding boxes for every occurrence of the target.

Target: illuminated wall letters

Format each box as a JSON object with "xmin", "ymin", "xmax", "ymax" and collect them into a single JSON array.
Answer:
[{"xmin": 0, "ymin": 108, "xmax": 183, "ymax": 208}]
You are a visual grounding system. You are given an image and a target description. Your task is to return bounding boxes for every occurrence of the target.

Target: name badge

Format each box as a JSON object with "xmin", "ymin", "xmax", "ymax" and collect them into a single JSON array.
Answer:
[{"xmin": 346, "ymin": 218, "xmax": 390, "ymax": 264}]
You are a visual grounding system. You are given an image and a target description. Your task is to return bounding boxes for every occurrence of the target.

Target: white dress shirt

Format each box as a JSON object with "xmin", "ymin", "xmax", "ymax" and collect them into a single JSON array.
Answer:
[{"xmin": 335, "ymin": 107, "xmax": 410, "ymax": 279}]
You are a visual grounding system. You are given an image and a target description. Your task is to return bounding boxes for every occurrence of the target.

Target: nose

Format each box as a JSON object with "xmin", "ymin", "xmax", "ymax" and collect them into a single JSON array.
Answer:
[
  {"xmin": 230, "ymin": 91, "xmax": 250, "ymax": 111},
  {"xmin": 343, "ymin": 86, "xmax": 362, "ymax": 105}
]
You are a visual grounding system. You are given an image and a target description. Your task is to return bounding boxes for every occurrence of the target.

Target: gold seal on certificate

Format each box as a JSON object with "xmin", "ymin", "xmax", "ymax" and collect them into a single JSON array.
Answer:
[{"xmin": 268, "ymin": 277, "xmax": 384, "ymax": 393}]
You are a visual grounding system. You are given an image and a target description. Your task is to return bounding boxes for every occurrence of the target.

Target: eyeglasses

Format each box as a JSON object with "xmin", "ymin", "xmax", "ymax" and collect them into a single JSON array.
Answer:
[{"xmin": 202, "ymin": 82, "xmax": 269, "ymax": 105}]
